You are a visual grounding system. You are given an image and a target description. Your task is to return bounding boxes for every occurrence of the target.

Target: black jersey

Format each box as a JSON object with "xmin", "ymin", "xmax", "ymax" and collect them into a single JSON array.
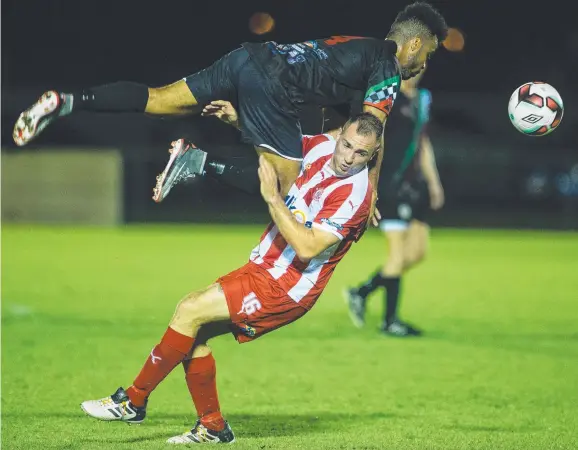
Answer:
[
  {"xmin": 379, "ymin": 88, "xmax": 432, "ymax": 192},
  {"xmin": 242, "ymin": 36, "xmax": 401, "ymax": 117}
]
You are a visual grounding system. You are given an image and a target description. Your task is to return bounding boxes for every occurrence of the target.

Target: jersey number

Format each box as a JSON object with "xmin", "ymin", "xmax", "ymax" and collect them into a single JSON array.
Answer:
[{"xmin": 239, "ymin": 292, "xmax": 262, "ymax": 316}]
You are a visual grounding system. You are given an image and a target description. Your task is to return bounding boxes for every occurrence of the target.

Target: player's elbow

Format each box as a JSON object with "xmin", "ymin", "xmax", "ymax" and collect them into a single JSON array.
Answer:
[{"xmin": 294, "ymin": 243, "xmax": 318, "ymax": 263}]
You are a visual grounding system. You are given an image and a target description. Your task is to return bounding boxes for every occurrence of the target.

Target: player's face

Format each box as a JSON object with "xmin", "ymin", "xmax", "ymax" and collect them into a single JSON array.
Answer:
[
  {"xmin": 331, "ymin": 124, "xmax": 379, "ymax": 177},
  {"xmin": 399, "ymin": 37, "xmax": 437, "ymax": 80}
]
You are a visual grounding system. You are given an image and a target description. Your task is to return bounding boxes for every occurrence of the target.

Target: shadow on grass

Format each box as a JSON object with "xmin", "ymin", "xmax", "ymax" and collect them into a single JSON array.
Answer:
[{"xmin": 4, "ymin": 410, "xmax": 401, "ymax": 441}]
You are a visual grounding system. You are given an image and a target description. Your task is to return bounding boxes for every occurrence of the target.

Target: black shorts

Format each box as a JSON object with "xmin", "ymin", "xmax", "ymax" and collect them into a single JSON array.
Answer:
[
  {"xmin": 378, "ymin": 180, "xmax": 430, "ymax": 231},
  {"xmin": 184, "ymin": 48, "xmax": 303, "ymax": 161}
]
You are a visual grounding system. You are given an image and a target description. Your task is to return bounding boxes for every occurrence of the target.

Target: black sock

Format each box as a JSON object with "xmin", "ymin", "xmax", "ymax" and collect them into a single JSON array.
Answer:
[
  {"xmin": 204, "ymin": 157, "xmax": 260, "ymax": 195},
  {"xmin": 383, "ymin": 277, "xmax": 401, "ymax": 324},
  {"xmin": 357, "ymin": 270, "xmax": 386, "ymax": 298},
  {"xmin": 66, "ymin": 82, "xmax": 149, "ymax": 114}
]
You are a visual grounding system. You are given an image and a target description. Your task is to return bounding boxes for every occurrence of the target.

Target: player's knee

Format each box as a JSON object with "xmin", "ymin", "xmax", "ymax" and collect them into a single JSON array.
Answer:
[
  {"xmin": 191, "ymin": 343, "xmax": 212, "ymax": 359},
  {"xmin": 173, "ymin": 292, "xmax": 211, "ymax": 328},
  {"xmin": 404, "ymin": 246, "xmax": 427, "ymax": 269}
]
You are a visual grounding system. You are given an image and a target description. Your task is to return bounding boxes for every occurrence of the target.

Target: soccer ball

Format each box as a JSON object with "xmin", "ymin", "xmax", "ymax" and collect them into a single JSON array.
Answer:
[{"xmin": 508, "ymin": 82, "xmax": 563, "ymax": 136}]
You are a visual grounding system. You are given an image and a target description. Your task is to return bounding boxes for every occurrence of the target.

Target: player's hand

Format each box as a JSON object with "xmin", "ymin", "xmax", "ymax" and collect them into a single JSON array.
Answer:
[
  {"xmin": 258, "ymin": 155, "xmax": 281, "ymax": 204},
  {"xmin": 368, "ymin": 190, "xmax": 381, "ymax": 228},
  {"xmin": 201, "ymin": 100, "xmax": 239, "ymax": 128},
  {"xmin": 429, "ymin": 183, "xmax": 445, "ymax": 210}
]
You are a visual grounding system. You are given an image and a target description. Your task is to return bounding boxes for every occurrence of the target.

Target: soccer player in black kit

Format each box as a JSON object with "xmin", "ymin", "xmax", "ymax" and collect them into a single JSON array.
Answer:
[
  {"xmin": 344, "ymin": 69, "xmax": 445, "ymax": 337},
  {"xmin": 13, "ymin": 2, "xmax": 447, "ymax": 218}
]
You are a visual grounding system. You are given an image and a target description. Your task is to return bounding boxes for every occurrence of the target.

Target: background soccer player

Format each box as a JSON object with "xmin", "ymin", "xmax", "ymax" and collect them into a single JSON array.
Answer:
[
  {"xmin": 13, "ymin": 2, "xmax": 447, "ymax": 215},
  {"xmin": 79, "ymin": 113, "xmax": 381, "ymax": 444},
  {"xmin": 345, "ymin": 69, "xmax": 445, "ymax": 336}
]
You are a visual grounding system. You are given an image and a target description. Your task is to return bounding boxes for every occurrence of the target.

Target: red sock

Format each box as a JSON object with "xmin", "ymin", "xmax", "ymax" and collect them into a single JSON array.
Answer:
[
  {"xmin": 183, "ymin": 354, "xmax": 225, "ymax": 431},
  {"xmin": 126, "ymin": 327, "xmax": 194, "ymax": 407}
]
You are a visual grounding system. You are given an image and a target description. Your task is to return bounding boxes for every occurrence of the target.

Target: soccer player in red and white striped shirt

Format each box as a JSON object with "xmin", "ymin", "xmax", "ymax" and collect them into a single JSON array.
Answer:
[{"xmin": 80, "ymin": 113, "xmax": 382, "ymax": 445}]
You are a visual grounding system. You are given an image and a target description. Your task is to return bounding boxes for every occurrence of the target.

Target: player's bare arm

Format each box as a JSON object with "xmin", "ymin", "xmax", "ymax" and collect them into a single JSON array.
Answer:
[
  {"xmin": 419, "ymin": 134, "xmax": 444, "ymax": 210},
  {"xmin": 258, "ymin": 156, "xmax": 340, "ymax": 262}
]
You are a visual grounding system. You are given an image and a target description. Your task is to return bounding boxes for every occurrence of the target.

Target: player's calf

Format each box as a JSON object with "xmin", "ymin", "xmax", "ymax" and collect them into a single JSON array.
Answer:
[{"xmin": 80, "ymin": 387, "xmax": 147, "ymax": 424}]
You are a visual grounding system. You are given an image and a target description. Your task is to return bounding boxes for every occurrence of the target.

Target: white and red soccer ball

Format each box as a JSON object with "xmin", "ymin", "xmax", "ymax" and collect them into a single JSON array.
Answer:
[{"xmin": 508, "ymin": 82, "xmax": 563, "ymax": 136}]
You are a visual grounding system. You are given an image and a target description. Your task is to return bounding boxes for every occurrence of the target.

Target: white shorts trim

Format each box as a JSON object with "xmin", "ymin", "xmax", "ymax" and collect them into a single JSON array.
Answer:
[
  {"xmin": 258, "ymin": 144, "xmax": 303, "ymax": 162},
  {"xmin": 379, "ymin": 220, "xmax": 409, "ymax": 232}
]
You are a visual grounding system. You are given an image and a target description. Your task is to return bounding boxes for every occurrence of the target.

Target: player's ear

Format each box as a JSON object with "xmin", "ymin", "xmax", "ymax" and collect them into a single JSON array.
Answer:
[{"xmin": 408, "ymin": 37, "xmax": 422, "ymax": 54}]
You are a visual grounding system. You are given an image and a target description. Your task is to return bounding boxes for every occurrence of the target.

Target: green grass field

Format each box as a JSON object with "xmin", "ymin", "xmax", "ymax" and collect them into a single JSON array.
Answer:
[{"xmin": 3, "ymin": 225, "xmax": 578, "ymax": 449}]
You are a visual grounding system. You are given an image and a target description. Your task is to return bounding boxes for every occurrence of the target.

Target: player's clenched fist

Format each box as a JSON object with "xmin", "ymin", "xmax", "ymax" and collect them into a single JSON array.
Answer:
[{"xmin": 258, "ymin": 155, "xmax": 281, "ymax": 204}]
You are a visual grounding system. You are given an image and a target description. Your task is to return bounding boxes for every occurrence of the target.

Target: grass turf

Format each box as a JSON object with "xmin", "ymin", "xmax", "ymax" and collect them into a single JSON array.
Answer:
[{"xmin": 2, "ymin": 225, "xmax": 578, "ymax": 449}]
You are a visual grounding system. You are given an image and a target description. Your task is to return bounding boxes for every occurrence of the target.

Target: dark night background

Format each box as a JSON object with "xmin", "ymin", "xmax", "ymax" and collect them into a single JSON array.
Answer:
[{"xmin": 2, "ymin": 0, "xmax": 577, "ymax": 228}]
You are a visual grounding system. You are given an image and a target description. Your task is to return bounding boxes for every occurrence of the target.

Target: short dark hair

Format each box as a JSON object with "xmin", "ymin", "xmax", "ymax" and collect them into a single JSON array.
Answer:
[
  {"xmin": 343, "ymin": 112, "xmax": 383, "ymax": 142},
  {"xmin": 389, "ymin": 2, "xmax": 448, "ymax": 46}
]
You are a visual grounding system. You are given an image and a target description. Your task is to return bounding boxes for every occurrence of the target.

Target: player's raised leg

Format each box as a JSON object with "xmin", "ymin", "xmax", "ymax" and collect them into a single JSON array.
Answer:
[
  {"xmin": 80, "ymin": 284, "xmax": 231, "ymax": 424},
  {"xmin": 13, "ymin": 80, "xmax": 200, "ymax": 147}
]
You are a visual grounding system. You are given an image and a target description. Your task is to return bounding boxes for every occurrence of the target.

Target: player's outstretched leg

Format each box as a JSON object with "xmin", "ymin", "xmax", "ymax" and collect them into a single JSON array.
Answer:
[
  {"xmin": 80, "ymin": 387, "xmax": 147, "ymax": 424},
  {"xmin": 13, "ymin": 91, "xmax": 66, "ymax": 147},
  {"xmin": 13, "ymin": 80, "xmax": 198, "ymax": 147},
  {"xmin": 152, "ymin": 139, "xmax": 262, "ymax": 202}
]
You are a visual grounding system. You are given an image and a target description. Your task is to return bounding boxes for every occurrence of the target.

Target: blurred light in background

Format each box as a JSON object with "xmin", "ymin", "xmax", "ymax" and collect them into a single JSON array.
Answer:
[
  {"xmin": 249, "ymin": 12, "xmax": 275, "ymax": 35},
  {"xmin": 443, "ymin": 27, "xmax": 465, "ymax": 52}
]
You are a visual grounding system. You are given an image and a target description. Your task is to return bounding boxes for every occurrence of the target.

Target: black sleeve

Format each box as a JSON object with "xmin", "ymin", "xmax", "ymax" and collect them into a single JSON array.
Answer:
[{"xmin": 363, "ymin": 57, "xmax": 401, "ymax": 118}]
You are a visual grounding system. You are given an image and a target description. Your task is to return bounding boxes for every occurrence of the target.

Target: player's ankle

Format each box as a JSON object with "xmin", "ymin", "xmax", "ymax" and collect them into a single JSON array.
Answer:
[
  {"xmin": 200, "ymin": 412, "xmax": 226, "ymax": 431},
  {"xmin": 125, "ymin": 385, "xmax": 148, "ymax": 408}
]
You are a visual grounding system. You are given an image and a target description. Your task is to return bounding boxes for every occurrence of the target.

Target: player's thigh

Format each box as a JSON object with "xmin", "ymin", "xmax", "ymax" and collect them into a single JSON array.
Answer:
[
  {"xmin": 404, "ymin": 219, "xmax": 430, "ymax": 264},
  {"xmin": 378, "ymin": 199, "xmax": 410, "ymax": 261},
  {"xmin": 382, "ymin": 228, "xmax": 407, "ymax": 261},
  {"xmin": 147, "ymin": 79, "xmax": 201, "ymax": 114},
  {"xmin": 256, "ymin": 147, "xmax": 301, "ymax": 196},
  {"xmin": 236, "ymin": 57, "xmax": 303, "ymax": 170},
  {"xmin": 173, "ymin": 283, "xmax": 231, "ymax": 328},
  {"xmin": 180, "ymin": 47, "xmax": 250, "ymax": 112}
]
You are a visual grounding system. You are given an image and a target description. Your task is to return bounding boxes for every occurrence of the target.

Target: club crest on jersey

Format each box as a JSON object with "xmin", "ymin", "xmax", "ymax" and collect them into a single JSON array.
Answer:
[
  {"xmin": 304, "ymin": 163, "xmax": 312, "ymax": 171},
  {"xmin": 312, "ymin": 188, "xmax": 324, "ymax": 203}
]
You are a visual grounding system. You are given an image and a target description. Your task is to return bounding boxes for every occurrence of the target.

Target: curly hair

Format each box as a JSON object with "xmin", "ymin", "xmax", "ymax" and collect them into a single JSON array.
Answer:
[{"xmin": 389, "ymin": 2, "xmax": 448, "ymax": 46}]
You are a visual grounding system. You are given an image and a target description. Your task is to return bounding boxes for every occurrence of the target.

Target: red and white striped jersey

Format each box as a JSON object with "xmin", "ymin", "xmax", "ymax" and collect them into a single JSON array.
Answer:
[{"xmin": 249, "ymin": 133, "xmax": 372, "ymax": 309}]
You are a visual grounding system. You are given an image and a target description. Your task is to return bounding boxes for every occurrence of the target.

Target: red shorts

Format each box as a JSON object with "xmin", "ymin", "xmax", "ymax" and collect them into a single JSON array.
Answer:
[{"xmin": 217, "ymin": 262, "xmax": 308, "ymax": 343}]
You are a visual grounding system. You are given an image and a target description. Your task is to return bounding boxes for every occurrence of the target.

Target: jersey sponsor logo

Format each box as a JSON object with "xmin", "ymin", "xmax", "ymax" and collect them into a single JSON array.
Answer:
[
  {"xmin": 321, "ymin": 217, "xmax": 343, "ymax": 230},
  {"xmin": 268, "ymin": 40, "xmax": 328, "ymax": 64},
  {"xmin": 292, "ymin": 209, "xmax": 307, "ymax": 223}
]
